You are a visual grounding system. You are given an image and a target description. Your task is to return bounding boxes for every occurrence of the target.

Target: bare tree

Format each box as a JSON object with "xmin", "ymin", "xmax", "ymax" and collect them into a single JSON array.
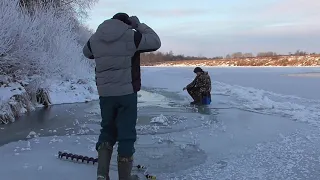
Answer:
[
  {"xmin": 19, "ymin": 0, "xmax": 98, "ymax": 19},
  {"xmin": 231, "ymin": 52, "xmax": 243, "ymax": 59},
  {"xmin": 243, "ymin": 53, "xmax": 253, "ymax": 58},
  {"xmin": 293, "ymin": 49, "xmax": 307, "ymax": 56},
  {"xmin": 257, "ymin": 51, "xmax": 277, "ymax": 57}
]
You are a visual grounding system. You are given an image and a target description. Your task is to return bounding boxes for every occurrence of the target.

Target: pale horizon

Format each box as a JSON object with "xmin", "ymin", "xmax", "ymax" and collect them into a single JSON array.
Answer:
[{"xmin": 85, "ymin": 0, "xmax": 320, "ymax": 57}]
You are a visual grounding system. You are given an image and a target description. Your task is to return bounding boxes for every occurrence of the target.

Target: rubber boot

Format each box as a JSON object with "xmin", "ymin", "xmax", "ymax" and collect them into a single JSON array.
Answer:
[
  {"xmin": 97, "ymin": 142, "xmax": 113, "ymax": 180},
  {"xmin": 117, "ymin": 156, "xmax": 139, "ymax": 180}
]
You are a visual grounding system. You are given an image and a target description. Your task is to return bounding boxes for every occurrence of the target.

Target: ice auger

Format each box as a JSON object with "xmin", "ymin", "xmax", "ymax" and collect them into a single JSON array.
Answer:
[{"xmin": 57, "ymin": 151, "xmax": 156, "ymax": 179}]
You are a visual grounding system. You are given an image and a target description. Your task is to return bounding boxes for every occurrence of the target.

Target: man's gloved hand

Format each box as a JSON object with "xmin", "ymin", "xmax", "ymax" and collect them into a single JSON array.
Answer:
[{"xmin": 128, "ymin": 16, "xmax": 140, "ymax": 29}]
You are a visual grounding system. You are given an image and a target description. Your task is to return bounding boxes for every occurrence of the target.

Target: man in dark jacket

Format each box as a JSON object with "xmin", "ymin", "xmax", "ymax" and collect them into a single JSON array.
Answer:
[
  {"xmin": 183, "ymin": 67, "xmax": 212, "ymax": 105},
  {"xmin": 83, "ymin": 13, "xmax": 161, "ymax": 180}
]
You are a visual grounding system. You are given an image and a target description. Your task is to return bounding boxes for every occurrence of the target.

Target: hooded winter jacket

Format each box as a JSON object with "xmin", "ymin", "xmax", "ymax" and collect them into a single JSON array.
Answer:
[
  {"xmin": 83, "ymin": 19, "xmax": 161, "ymax": 97},
  {"xmin": 186, "ymin": 71, "xmax": 212, "ymax": 94}
]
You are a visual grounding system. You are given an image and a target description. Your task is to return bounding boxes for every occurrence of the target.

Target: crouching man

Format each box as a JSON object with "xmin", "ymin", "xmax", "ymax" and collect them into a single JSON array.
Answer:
[
  {"xmin": 183, "ymin": 67, "xmax": 212, "ymax": 105},
  {"xmin": 83, "ymin": 13, "xmax": 161, "ymax": 180}
]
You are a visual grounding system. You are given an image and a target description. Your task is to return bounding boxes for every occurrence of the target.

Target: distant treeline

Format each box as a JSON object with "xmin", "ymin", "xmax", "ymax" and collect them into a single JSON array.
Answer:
[
  {"xmin": 225, "ymin": 50, "xmax": 317, "ymax": 59},
  {"xmin": 140, "ymin": 51, "xmax": 221, "ymax": 64},
  {"xmin": 141, "ymin": 50, "xmax": 320, "ymax": 63}
]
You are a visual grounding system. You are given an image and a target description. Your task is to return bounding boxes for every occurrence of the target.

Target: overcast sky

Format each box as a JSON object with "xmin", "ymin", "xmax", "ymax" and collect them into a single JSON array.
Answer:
[{"xmin": 85, "ymin": 0, "xmax": 320, "ymax": 57}]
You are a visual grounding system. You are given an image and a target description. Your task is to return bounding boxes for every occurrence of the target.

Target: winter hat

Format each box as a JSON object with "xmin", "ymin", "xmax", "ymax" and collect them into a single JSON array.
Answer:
[
  {"xmin": 193, "ymin": 67, "xmax": 203, "ymax": 73},
  {"xmin": 112, "ymin": 12, "xmax": 131, "ymax": 25}
]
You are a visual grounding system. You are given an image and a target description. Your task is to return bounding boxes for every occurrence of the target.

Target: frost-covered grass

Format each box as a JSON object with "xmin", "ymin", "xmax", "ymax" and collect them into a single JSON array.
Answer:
[
  {"xmin": 0, "ymin": 0, "xmax": 97, "ymax": 124},
  {"xmin": 0, "ymin": 80, "xmax": 32, "ymax": 124}
]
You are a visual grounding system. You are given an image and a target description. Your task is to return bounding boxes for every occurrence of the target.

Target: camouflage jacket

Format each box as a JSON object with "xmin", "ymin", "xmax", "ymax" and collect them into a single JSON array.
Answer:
[{"xmin": 186, "ymin": 71, "xmax": 211, "ymax": 93}]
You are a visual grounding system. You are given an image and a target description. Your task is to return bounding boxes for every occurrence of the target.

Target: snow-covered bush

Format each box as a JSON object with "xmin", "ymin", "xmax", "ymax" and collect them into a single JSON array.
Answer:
[
  {"xmin": 0, "ymin": 0, "xmax": 97, "ymax": 123},
  {"xmin": 0, "ymin": 0, "xmax": 95, "ymax": 81}
]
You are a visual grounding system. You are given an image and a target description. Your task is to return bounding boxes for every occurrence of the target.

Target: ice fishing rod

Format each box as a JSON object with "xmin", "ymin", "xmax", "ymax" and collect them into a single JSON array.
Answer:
[{"xmin": 57, "ymin": 151, "xmax": 156, "ymax": 179}]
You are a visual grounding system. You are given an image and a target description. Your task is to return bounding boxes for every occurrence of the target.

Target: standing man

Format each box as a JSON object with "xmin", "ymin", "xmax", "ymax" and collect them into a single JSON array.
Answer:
[
  {"xmin": 183, "ymin": 67, "xmax": 212, "ymax": 105},
  {"xmin": 83, "ymin": 13, "xmax": 161, "ymax": 180}
]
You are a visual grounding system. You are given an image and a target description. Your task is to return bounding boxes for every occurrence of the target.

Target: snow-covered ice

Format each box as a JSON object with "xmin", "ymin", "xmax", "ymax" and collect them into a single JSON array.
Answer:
[
  {"xmin": 142, "ymin": 67, "xmax": 320, "ymax": 126},
  {"xmin": 1, "ymin": 67, "xmax": 320, "ymax": 180},
  {"xmin": 48, "ymin": 79, "xmax": 98, "ymax": 104},
  {"xmin": 137, "ymin": 91, "xmax": 170, "ymax": 108}
]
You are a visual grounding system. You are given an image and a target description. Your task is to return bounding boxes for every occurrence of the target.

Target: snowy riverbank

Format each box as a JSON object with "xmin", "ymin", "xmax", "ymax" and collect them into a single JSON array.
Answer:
[
  {"xmin": 0, "ymin": 76, "xmax": 98, "ymax": 124},
  {"xmin": 0, "ymin": 75, "xmax": 172, "ymax": 124},
  {"xmin": 142, "ymin": 55, "xmax": 320, "ymax": 67}
]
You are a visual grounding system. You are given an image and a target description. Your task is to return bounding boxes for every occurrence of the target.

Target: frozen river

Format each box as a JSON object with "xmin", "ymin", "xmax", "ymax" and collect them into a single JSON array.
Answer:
[{"xmin": 1, "ymin": 67, "xmax": 320, "ymax": 180}]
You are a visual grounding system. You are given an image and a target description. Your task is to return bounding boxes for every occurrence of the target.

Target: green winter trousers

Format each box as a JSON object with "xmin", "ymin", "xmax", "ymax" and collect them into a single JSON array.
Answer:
[{"xmin": 96, "ymin": 93, "xmax": 137, "ymax": 157}]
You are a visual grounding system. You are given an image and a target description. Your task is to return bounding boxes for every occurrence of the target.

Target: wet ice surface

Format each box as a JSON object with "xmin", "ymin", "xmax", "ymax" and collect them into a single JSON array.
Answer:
[
  {"xmin": 0, "ymin": 101, "xmax": 98, "ymax": 145},
  {"xmin": 165, "ymin": 129, "xmax": 320, "ymax": 180},
  {"xmin": 158, "ymin": 109, "xmax": 320, "ymax": 180},
  {"xmin": 0, "ymin": 105, "xmax": 319, "ymax": 180},
  {"xmin": 1, "ymin": 67, "xmax": 320, "ymax": 180}
]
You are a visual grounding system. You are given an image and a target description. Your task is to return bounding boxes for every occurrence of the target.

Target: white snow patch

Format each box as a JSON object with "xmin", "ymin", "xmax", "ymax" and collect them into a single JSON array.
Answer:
[
  {"xmin": 48, "ymin": 79, "xmax": 98, "ymax": 104},
  {"xmin": 0, "ymin": 78, "xmax": 98, "ymax": 123},
  {"xmin": 150, "ymin": 114, "xmax": 169, "ymax": 126},
  {"xmin": 26, "ymin": 131, "xmax": 39, "ymax": 139},
  {"xmin": 0, "ymin": 82, "xmax": 30, "ymax": 123},
  {"xmin": 214, "ymin": 81, "xmax": 320, "ymax": 126},
  {"xmin": 0, "ymin": 83, "xmax": 25, "ymax": 102},
  {"xmin": 0, "ymin": 83, "xmax": 25, "ymax": 112}
]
